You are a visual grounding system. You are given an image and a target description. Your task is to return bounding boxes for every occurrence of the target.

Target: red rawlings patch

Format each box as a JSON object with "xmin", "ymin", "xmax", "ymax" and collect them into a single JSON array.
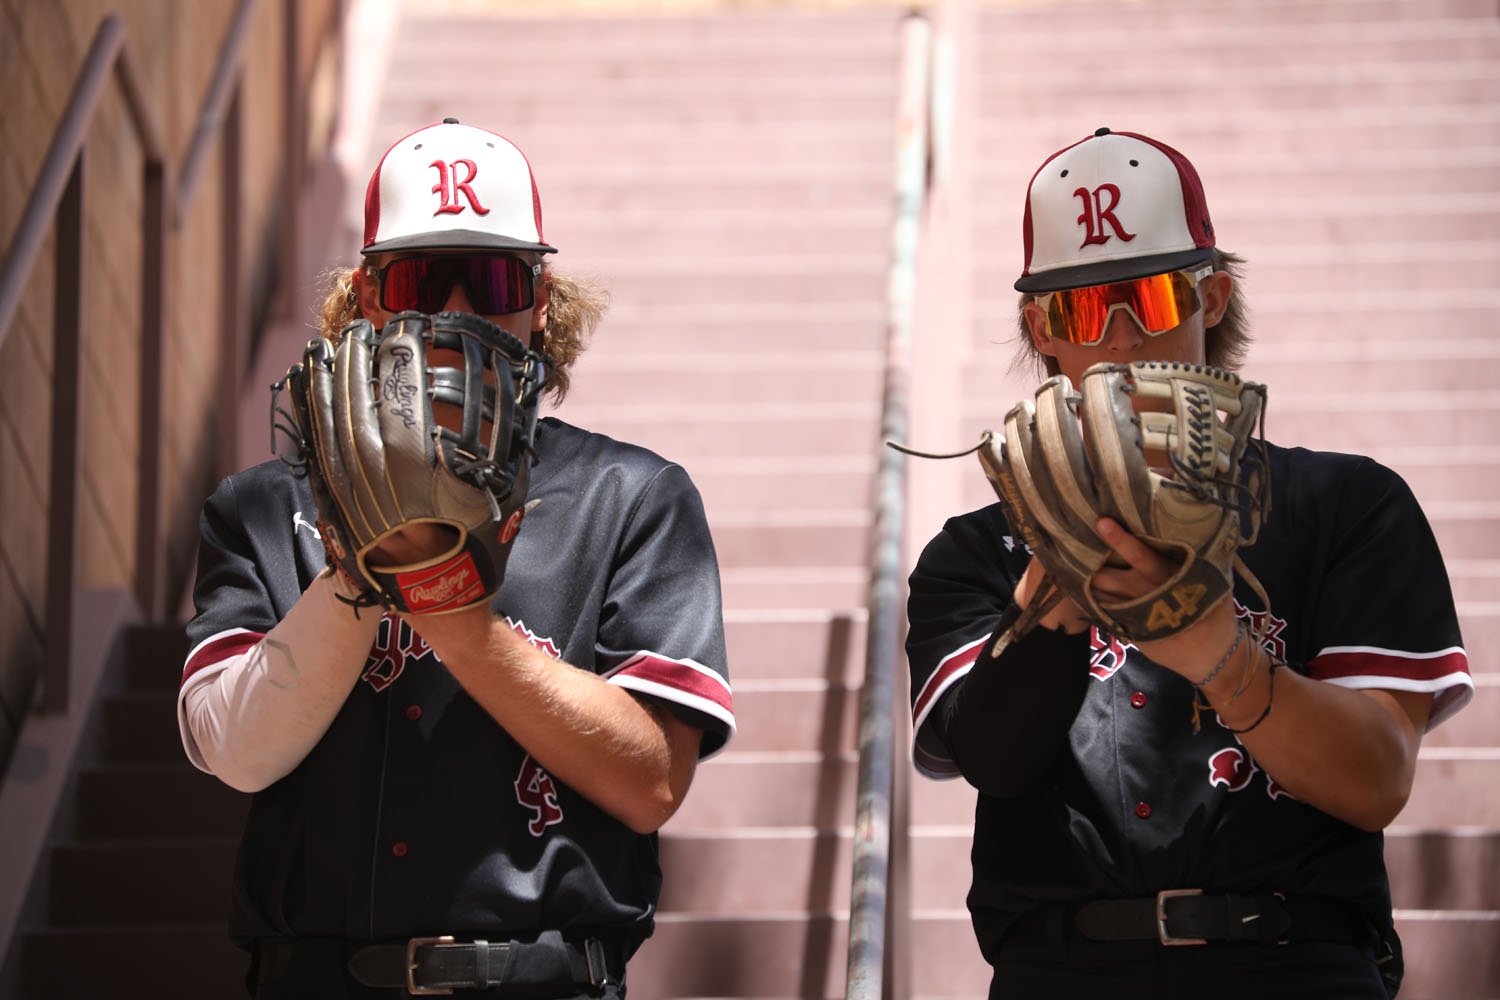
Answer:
[{"xmin": 396, "ymin": 552, "xmax": 484, "ymax": 612}]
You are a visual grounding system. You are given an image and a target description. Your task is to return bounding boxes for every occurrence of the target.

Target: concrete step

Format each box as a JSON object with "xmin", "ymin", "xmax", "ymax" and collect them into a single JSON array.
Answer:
[
  {"xmin": 1386, "ymin": 827, "xmax": 1500, "ymax": 911},
  {"xmin": 721, "ymin": 570, "xmax": 868, "ymax": 615},
  {"xmin": 657, "ymin": 824, "xmax": 1500, "ymax": 915},
  {"xmin": 689, "ymin": 462, "xmax": 875, "ymax": 515},
  {"xmin": 723, "ymin": 612, "xmax": 866, "ymax": 684},
  {"xmin": 675, "ymin": 754, "xmax": 1500, "ymax": 831},
  {"xmin": 388, "ymin": 92, "xmax": 901, "ymax": 132},
  {"xmin": 982, "ymin": 0, "xmax": 1500, "ymax": 32},
  {"xmin": 722, "ymin": 681, "xmax": 861, "ymax": 755},
  {"xmin": 43, "ymin": 840, "xmax": 237, "ymax": 925},
  {"xmin": 564, "ymin": 351, "xmax": 884, "ymax": 407},
  {"xmin": 121, "ymin": 625, "xmax": 188, "ymax": 694},
  {"xmin": 975, "ymin": 107, "xmax": 1500, "ymax": 163},
  {"xmin": 627, "ymin": 908, "xmax": 1500, "ymax": 999},
  {"xmin": 397, "ymin": 10, "xmax": 905, "ymax": 48},
  {"xmin": 985, "ymin": 76, "xmax": 1500, "ymax": 119},
  {"xmin": 708, "ymin": 521, "xmax": 867, "ymax": 572},
  {"xmin": 19, "ymin": 924, "xmax": 247, "ymax": 1000},
  {"xmin": 984, "ymin": 22, "xmax": 1500, "ymax": 68},
  {"xmin": 75, "ymin": 764, "xmax": 249, "ymax": 840},
  {"xmin": 97, "ymin": 692, "xmax": 186, "ymax": 764},
  {"xmin": 564, "ymin": 301, "xmax": 887, "ymax": 342},
  {"xmin": 553, "ymin": 408, "xmax": 879, "ymax": 465},
  {"xmin": 1395, "ymin": 913, "xmax": 1500, "ymax": 1000},
  {"xmin": 627, "ymin": 911, "xmax": 983, "ymax": 999}
]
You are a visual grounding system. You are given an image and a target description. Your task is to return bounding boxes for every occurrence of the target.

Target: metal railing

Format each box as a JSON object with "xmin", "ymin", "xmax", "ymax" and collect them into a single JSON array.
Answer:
[
  {"xmin": 0, "ymin": 16, "xmax": 167, "ymax": 714},
  {"xmin": 0, "ymin": 0, "xmax": 324, "ymax": 713},
  {"xmin": 845, "ymin": 12, "xmax": 934, "ymax": 1000}
]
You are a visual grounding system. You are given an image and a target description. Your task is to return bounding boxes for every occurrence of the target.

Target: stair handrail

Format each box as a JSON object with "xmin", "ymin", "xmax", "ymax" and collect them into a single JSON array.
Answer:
[
  {"xmin": 0, "ymin": 0, "xmax": 332, "ymax": 715},
  {"xmin": 846, "ymin": 12, "xmax": 933, "ymax": 1000},
  {"xmin": 0, "ymin": 14, "xmax": 169, "ymax": 713}
]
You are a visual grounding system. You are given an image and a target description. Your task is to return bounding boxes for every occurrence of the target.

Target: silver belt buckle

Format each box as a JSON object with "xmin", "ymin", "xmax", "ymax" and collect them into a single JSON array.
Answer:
[
  {"xmin": 406, "ymin": 935, "xmax": 456, "ymax": 996},
  {"xmin": 584, "ymin": 937, "xmax": 615, "ymax": 987},
  {"xmin": 1156, "ymin": 888, "xmax": 1206, "ymax": 946}
]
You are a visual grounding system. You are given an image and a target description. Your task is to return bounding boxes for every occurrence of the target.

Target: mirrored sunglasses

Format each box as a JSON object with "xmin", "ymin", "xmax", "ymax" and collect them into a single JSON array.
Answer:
[
  {"xmin": 376, "ymin": 254, "xmax": 542, "ymax": 316},
  {"xmin": 1037, "ymin": 265, "xmax": 1214, "ymax": 346}
]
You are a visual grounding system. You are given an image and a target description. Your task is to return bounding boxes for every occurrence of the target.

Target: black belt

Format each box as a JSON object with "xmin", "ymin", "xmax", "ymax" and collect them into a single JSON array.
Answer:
[
  {"xmin": 1008, "ymin": 891, "xmax": 1375, "ymax": 949},
  {"xmin": 344, "ymin": 930, "xmax": 622, "ymax": 996}
]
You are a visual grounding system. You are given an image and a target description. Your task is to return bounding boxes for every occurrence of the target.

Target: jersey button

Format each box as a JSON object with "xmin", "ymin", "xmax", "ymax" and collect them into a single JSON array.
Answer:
[
  {"xmin": 392, "ymin": 841, "xmax": 408, "ymax": 857},
  {"xmin": 406, "ymin": 705, "xmax": 422, "ymax": 721},
  {"xmin": 1134, "ymin": 801, "xmax": 1151, "ymax": 819},
  {"xmin": 1130, "ymin": 692, "xmax": 1147, "ymax": 709}
]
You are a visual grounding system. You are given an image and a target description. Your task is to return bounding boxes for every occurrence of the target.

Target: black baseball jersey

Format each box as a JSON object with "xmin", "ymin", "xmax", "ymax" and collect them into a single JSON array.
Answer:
[
  {"xmin": 181, "ymin": 416, "xmax": 733, "ymax": 956},
  {"xmin": 906, "ymin": 442, "xmax": 1471, "ymax": 963}
]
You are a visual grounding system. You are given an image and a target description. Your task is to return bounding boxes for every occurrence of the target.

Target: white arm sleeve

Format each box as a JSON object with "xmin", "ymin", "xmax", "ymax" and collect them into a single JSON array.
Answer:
[{"xmin": 178, "ymin": 570, "xmax": 381, "ymax": 792}]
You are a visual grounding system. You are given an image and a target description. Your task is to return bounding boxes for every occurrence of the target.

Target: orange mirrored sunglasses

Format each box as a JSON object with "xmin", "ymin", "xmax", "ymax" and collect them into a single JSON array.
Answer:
[{"xmin": 1036, "ymin": 265, "xmax": 1214, "ymax": 346}]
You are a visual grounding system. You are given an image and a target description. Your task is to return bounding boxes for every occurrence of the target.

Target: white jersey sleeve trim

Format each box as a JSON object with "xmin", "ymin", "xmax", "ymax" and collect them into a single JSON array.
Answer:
[
  {"xmin": 177, "ymin": 571, "xmax": 378, "ymax": 791},
  {"xmin": 910, "ymin": 635, "xmax": 989, "ymax": 780},
  {"xmin": 1321, "ymin": 671, "xmax": 1475, "ymax": 732},
  {"xmin": 606, "ymin": 651, "xmax": 736, "ymax": 759}
]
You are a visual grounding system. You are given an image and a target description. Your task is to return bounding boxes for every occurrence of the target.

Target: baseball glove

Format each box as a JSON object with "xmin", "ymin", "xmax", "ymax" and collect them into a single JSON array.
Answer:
[
  {"xmin": 979, "ymin": 359, "xmax": 1269, "ymax": 649},
  {"xmin": 273, "ymin": 310, "xmax": 551, "ymax": 615}
]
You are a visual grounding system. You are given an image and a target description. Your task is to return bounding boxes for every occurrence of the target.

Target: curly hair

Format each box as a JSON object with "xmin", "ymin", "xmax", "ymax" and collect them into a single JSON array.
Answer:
[
  {"xmin": 1010, "ymin": 249, "xmax": 1251, "ymax": 379},
  {"xmin": 315, "ymin": 263, "xmax": 608, "ymax": 404}
]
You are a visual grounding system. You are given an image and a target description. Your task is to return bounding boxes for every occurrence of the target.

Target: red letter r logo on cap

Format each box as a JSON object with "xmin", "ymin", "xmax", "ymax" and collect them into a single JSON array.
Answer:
[
  {"xmin": 1075, "ymin": 184, "xmax": 1135, "ymax": 248},
  {"xmin": 431, "ymin": 159, "xmax": 490, "ymax": 217}
]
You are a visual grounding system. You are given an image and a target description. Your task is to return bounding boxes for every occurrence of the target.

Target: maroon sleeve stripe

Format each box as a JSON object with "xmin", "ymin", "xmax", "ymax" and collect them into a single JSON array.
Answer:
[
  {"xmin": 911, "ymin": 635, "xmax": 988, "ymax": 729},
  {"xmin": 181, "ymin": 628, "xmax": 263, "ymax": 687},
  {"xmin": 607, "ymin": 652, "xmax": 736, "ymax": 753}
]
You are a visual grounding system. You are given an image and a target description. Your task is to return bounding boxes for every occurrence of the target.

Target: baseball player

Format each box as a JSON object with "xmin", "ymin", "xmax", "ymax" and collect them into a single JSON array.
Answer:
[
  {"xmin": 905, "ymin": 128, "xmax": 1473, "ymax": 998},
  {"xmin": 177, "ymin": 119, "xmax": 734, "ymax": 998}
]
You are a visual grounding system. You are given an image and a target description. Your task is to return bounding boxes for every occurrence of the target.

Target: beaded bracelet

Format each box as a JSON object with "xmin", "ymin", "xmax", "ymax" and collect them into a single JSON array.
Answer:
[{"xmin": 1193, "ymin": 623, "xmax": 1246, "ymax": 691}]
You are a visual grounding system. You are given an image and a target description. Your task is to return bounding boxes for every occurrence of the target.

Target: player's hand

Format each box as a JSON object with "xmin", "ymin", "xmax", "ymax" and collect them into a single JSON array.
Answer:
[
  {"xmin": 1015, "ymin": 558, "xmax": 1091, "ymax": 634},
  {"xmin": 365, "ymin": 523, "xmax": 460, "ymax": 569},
  {"xmin": 1092, "ymin": 517, "xmax": 1240, "ymax": 681}
]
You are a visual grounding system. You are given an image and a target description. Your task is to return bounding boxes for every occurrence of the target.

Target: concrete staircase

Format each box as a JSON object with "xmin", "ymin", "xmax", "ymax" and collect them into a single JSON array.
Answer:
[
  {"xmin": 917, "ymin": 0, "xmax": 1500, "ymax": 996},
  {"xmin": 446, "ymin": 9, "xmax": 913, "ymax": 996},
  {"xmin": 7, "ymin": 1, "xmax": 1497, "ymax": 998}
]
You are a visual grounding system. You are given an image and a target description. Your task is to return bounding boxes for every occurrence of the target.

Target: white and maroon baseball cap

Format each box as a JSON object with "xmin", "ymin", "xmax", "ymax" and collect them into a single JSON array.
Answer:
[
  {"xmin": 362, "ymin": 118, "xmax": 557, "ymax": 256},
  {"xmin": 1015, "ymin": 127, "xmax": 1214, "ymax": 293}
]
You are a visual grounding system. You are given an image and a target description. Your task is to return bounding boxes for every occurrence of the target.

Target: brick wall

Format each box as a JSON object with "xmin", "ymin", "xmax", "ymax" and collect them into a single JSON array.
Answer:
[{"xmin": 0, "ymin": 0, "xmax": 339, "ymax": 767}]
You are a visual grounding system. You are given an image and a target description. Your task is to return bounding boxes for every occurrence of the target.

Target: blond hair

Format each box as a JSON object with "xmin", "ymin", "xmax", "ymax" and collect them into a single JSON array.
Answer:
[
  {"xmin": 1011, "ymin": 249, "xmax": 1251, "ymax": 378},
  {"xmin": 315, "ymin": 264, "xmax": 608, "ymax": 404}
]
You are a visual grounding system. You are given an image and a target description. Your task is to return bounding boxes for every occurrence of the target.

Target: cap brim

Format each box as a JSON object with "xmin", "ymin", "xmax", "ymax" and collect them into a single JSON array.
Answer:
[
  {"xmin": 1014, "ymin": 247, "xmax": 1213, "ymax": 293},
  {"xmin": 362, "ymin": 229, "xmax": 558, "ymax": 256}
]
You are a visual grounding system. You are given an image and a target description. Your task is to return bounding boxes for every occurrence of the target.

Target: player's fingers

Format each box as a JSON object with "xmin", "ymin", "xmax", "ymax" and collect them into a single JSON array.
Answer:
[{"xmin": 1095, "ymin": 518, "xmax": 1174, "ymax": 583}]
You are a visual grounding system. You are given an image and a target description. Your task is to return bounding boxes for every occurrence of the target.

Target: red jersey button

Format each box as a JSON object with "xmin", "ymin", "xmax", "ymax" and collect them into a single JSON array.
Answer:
[
  {"xmin": 1134, "ymin": 802, "xmax": 1151, "ymax": 819},
  {"xmin": 392, "ymin": 841, "xmax": 408, "ymax": 857},
  {"xmin": 1130, "ymin": 692, "xmax": 1147, "ymax": 709},
  {"xmin": 406, "ymin": 705, "xmax": 422, "ymax": 721}
]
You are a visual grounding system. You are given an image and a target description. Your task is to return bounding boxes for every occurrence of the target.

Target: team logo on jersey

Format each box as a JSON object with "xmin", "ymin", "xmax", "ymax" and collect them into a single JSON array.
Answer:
[
  {"xmin": 292, "ymin": 511, "xmax": 318, "ymax": 538},
  {"xmin": 507, "ymin": 617, "xmax": 561, "ymax": 660},
  {"xmin": 360, "ymin": 614, "xmax": 432, "ymax": 691},
  {"xmin": 1075, "ymin": 183, "xmax": 1135, "ymax": 248},
  {"xmin": 1205, "ymin": 746, "xmax": 1297, "ymax": 802},
  {"xmin": 1231, "ymin": 598, "xmax": 1288, "ymax": 661},
  {"xmin": 1088, "ymin": 628, "xmax": 1131, "ymax": 680},
  {"xmin": 515, "ymin": 755, "xmax": 564, "ymax": 836},
  {"xmin": 1207, "ymin": 746, "xmax": 1258, "ymax": 792}
]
